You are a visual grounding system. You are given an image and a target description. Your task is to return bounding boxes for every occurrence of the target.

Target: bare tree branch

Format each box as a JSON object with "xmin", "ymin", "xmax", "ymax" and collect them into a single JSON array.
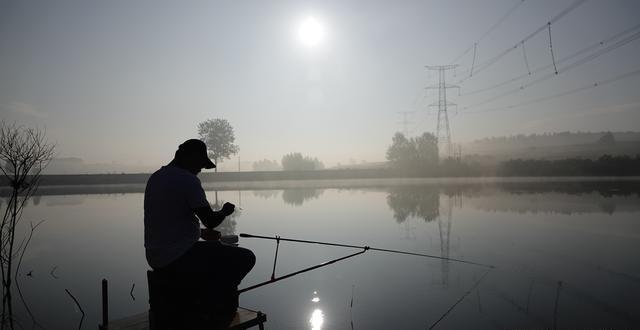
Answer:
[{"xmin": 0, "ymin": 122, "xmax": 54, "ymax": 330}]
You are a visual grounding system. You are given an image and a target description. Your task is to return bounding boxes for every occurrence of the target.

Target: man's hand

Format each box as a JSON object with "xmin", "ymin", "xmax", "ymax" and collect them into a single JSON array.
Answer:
[
  {"xmin": 221, "ymin": 202, "xmax": 235, "ymax": 216},
  {"xmin": 200, "ymin": 228, "xmax": 221, "ymax": 241}
]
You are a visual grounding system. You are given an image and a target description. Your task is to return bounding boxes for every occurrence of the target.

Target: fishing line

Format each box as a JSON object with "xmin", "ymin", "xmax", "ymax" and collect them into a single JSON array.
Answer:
[
  {"xmin": 238, "ymin": 233, "xmax": 496, "ymax": 326},
  {"xmin": 238, "ymin": 248, "xmax": 367, "ymax": 294},
  {"xmin": 240, "ymin": 233, "xmax": 495, "ymax": 268}
]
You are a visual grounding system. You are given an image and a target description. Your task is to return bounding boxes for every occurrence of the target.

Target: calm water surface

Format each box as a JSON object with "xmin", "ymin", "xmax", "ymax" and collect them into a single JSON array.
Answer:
[{"xmin": 6, "ymin": 178, "xmax": 640, "ymax": 329}]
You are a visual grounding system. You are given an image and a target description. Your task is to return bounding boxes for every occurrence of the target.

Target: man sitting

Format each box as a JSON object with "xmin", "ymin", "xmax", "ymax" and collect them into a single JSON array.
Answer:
[{"xmin": 144, "ymin": 139, "xmax": 255, "ymax": 328}]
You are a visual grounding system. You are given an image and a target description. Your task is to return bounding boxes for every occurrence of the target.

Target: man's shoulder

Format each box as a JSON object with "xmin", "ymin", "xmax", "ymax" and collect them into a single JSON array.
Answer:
[{"xmin": 149, "ymin": 166, "xmax": 200, "ymax": 185}]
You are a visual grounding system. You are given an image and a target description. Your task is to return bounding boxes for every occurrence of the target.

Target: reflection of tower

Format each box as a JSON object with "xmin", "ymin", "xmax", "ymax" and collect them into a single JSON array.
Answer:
[
  {"xmin": 437, "ymin": 195, "xmax": 453, "ymax": 287},
  {"xmin": 425, "ymin": 65, "xmax": 458, "ymax": 158}
]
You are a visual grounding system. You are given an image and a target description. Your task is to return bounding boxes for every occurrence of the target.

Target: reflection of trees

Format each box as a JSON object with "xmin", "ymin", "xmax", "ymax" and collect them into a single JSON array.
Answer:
[
  {"xmin": 598, "ymin": 200, "xmax": 616, "ymax": 214},
  {"xmin": 386, "ymin": 187, "xmax": 440, "ymax": 223},
  {"xmin": 252, "ymin": 190, "xmax": 281, "ymax": 200},
  {"xmin": 281, "ymin": 189, "xmax": 323, "ymax": 206},
  {"xmin": 495, "ymin": 181, "xmax": 640, "ymax": 198}
]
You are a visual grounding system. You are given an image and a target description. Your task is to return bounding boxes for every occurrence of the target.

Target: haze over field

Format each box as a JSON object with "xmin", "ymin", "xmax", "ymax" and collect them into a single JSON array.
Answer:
[{"xmin": 1, "ymin": 0, "xmax": 640, "ymax": 172}]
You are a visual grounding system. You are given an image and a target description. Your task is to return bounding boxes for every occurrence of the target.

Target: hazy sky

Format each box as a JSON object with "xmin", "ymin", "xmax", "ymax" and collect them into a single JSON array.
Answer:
[{"xmin": 1, "ymin": 0, "xmax": 639, "ymax": 169}]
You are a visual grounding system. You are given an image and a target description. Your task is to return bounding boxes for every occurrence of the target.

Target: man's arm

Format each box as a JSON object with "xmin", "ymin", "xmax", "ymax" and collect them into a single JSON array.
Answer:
[
  {"xmin": 193, "ymin": 202, "xmax": 235, "ymax": 229},
  {"xmin": 193, "ymin": 206, "xmax": 226, "ymax": 229}
]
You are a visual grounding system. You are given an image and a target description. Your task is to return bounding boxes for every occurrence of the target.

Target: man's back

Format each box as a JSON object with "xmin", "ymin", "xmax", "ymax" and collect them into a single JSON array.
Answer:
[{"xmin": 144, "ymin": 165, "xmax": 209, "ymax": 268}]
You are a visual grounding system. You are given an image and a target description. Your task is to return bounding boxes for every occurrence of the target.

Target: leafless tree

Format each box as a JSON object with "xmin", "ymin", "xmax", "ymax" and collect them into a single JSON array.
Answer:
[{"xmin": 0, "ymin": 122, "xmax": 54, "ymax": 330}]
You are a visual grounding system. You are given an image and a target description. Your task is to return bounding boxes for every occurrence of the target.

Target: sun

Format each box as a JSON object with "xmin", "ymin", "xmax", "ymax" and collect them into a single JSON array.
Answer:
[{"xmin": 297, "ymin": 17, "xmax": 326, "ymax": 47}]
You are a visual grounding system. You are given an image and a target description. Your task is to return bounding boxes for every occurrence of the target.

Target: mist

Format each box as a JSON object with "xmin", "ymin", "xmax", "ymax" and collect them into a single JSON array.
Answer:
[{"xmin": 2, "ymin": 0, "xmax": 640, "ymax": 174}]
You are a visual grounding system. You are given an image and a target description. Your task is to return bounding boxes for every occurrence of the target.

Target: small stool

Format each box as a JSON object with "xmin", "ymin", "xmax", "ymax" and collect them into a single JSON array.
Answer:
[
  {"xmin": 99, "ymin": 276, "xmax": 267, "ymax": 329},
  {"xmin": 147, "ymin": 270, "xmax": 238, "ymax": 329},
  {"xmin": 104, "ymin": 308, "xmax": 266, "ymax": 330}
]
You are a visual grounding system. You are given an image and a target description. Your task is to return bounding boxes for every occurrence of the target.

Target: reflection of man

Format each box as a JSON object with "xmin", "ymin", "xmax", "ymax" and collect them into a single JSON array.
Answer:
[{"xmin": 144, "ymin": 139, "xmax": 255, "ymax": 321}]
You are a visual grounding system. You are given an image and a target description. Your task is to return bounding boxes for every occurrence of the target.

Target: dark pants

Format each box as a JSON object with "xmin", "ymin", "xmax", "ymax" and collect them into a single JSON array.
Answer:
[
  {"xmin": 149, "ymin": 241, "xmax": 256, "ymax": 329},
  {"xmin": 162, "ymin": 241, "xmax": 256, "ymax": 286}
]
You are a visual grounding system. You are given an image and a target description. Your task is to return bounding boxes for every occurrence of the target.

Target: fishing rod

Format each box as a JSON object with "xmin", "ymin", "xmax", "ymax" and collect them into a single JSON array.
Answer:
[
  {"xmin": 237, "ymin": 233, "xmax": 495, "ymax": 328},
  {"xmin": 238, "ymin": 248, "xmax": 368, "ymax": 294},
  {"xmin": 239, "ymin": 233, "xmax": 495, "ymax": 269}
]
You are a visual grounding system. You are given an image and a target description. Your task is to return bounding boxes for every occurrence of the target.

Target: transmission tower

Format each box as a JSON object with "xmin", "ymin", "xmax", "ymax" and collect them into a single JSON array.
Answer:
[
  {"xmin": 425, "ymin": 65, "xmax": 459, "ymax": 158},
  {"xmin": 396, "ymin": 111, "xmax": 415, "ymax": 137}
]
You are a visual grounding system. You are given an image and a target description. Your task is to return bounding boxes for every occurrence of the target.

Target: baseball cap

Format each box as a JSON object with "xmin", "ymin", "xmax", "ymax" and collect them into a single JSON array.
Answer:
[{"xmin": 177, "ymin": 139, "xmax": 216, "ymax": 169}]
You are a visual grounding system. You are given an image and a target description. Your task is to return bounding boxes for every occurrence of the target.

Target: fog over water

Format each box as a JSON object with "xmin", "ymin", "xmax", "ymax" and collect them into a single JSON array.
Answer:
[{"xmin": 2, "ymin": 0, "xmax": 640, "ymax": 171}]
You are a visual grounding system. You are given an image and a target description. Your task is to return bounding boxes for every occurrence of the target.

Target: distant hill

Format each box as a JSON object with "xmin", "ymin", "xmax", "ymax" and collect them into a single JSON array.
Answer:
[{"xmin": 463, "ymin": 131, "xmax": 640, "ymax": 162}]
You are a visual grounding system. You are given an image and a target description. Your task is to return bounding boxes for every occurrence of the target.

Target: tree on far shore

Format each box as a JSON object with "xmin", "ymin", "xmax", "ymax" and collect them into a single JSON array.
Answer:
[
  {"xmin": 252, "ymin": 159, "xmax": 281, "ymax": 171},
  {"xmin": 386, "ymin": 132, "xmax": 438, "ymax": 174},
  {"xmin": 197, "ymin": 118, "xmax": 239, "ymax": 172},
  {"xmin": 281, "ymin": 153, "xmax": 324, "ymax": 171}
]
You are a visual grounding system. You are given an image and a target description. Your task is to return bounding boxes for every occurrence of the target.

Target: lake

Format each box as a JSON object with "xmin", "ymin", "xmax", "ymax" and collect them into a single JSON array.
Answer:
[{"xmin": 5, "ymin": 177, "xmax": 640, "ymax": 329}]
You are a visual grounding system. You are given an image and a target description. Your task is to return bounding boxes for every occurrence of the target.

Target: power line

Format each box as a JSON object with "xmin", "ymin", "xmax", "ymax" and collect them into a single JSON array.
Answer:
[
  {"xmin": 460, "ymin": 22, "xmax": 640, "ymax": 96},
  {"xmin": 449, "ymin": 0, "xmax": 527, "ymax": 65},
  {"xmin": 456, "ymin": 0, "xmax": 588, "ymax": 81},
  {"xmin": 547, "ymin": 22, "xmax": 559, "ymax": 75},
  {"xmin": 460, "ymin": 67, "xmax": 640, "ymax": 115},
  {"xmin": 470, "ymin": 43, "xmax": 478, "ymax": 77},
  {"xmin": 460, "ymin": 28, "xmax": 640, "ymax": 110},
  {"xmin": 521, "ymin": 41, "xmax": 532, "ymax": 75}
]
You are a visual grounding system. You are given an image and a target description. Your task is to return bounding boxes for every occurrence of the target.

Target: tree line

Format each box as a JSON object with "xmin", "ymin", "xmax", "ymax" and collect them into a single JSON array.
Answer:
[
  {"xmin": 197, "ymin": 118, "xmax": 325, "ymax": 171},
  {"xmin": 197, "ymin": 119, "xmax": 639, "ymax": 176},
  {"xmin": 497, "ymin": 155, "xmax": 640, "ymax": 176}
]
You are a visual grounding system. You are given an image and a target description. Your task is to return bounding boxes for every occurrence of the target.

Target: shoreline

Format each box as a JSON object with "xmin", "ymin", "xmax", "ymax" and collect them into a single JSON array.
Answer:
[
  {"xmin": 3, "ymin": 168, "xmax": 640, "ymax": 187},
  {"xmin": 1, "ymin": 175, "xmax": 639, "ymax": 197}
]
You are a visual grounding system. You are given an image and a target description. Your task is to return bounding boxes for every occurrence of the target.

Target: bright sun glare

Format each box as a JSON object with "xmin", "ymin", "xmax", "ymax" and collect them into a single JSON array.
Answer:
[{"xmin": 297, "ymin": 17, "xmax": 325, "ymax": 47}]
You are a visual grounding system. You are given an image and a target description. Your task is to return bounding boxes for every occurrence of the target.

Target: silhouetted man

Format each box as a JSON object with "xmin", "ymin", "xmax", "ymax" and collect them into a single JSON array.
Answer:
[{"xmin": 144, "ymin": 139, "xmax": 255, "ymax": 327}]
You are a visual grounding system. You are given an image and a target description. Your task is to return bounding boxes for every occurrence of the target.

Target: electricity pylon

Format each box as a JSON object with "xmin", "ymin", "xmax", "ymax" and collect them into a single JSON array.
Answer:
[
  {"xmin": 425, "ymin": 65, "xmax": 459, "ymax": 158},
  {"xmin": 397, "ymin": 111, "xmax": 415, "ymax": 137}
]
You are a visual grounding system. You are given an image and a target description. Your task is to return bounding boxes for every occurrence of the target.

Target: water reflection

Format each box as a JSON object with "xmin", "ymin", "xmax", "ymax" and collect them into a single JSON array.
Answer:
[
  {"xmin": 5, "ymin": 180, "xmax": 640, "ymax": 329},
  {"xmin": 4, "ymin": 178, "xmax": 639, "ymax": 215},
  {"xmin": 308, "ymin": 290, "xmax": 324, "ymax": 330},
  {"xmin": 246, "ymin": 180, "xmax": 640, "ymax": 214},
  {"xmin": 252, "ymin": 190, "xmax": 281, "ymax": 199},
  {"xmin": 309, "ymin": 309, "xmax": 324, "ymax": 330},
  {"xmin": 251, "ymin": 188, "xmax": 325, "ymax": 206},
  {"xmin": 282, "ymin": 189, "xmax": 323, "ymax": 206},
  {"xmin": 465, "ymin": 190, "xmax": 640, "ymax": 214},
  {"xmin": 386, "ymin": 186, "xmax": 439, "ymax": 223}
]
